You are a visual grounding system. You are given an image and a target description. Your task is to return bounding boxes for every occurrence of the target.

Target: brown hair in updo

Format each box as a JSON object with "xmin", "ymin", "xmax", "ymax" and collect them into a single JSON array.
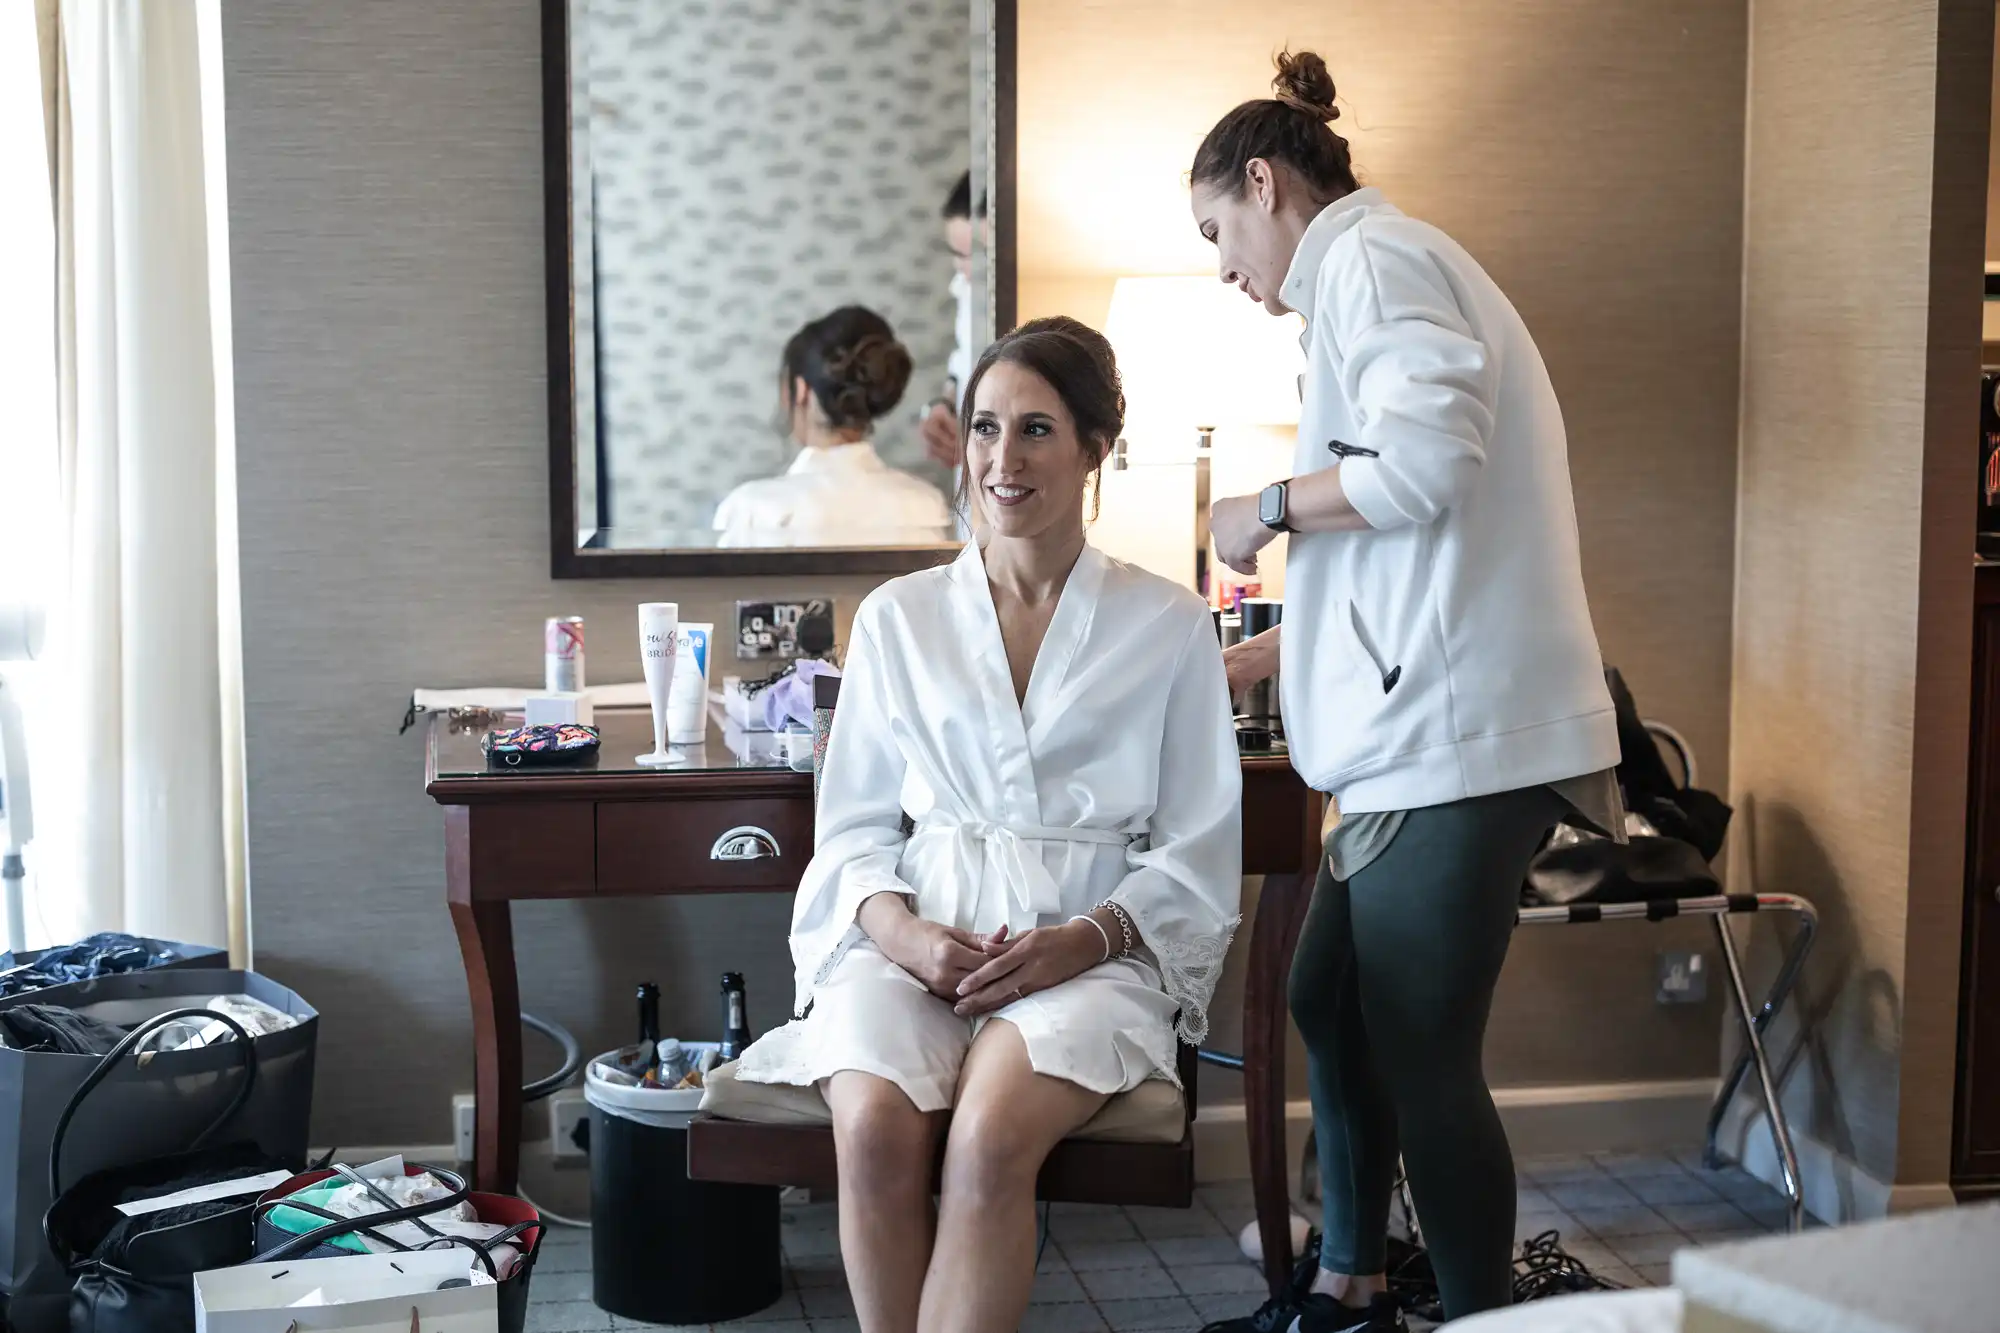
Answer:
[
  {"xmin": 778, "ymin": 306, "xmax": 914, "ymax": 433},
  {"xmin": 953, "ymin": 316, "xmax": 1124, "ymax": 522},
  {"xmin": 1190, "ymin": 49, "xmax": 1357, "ymax": 202}
]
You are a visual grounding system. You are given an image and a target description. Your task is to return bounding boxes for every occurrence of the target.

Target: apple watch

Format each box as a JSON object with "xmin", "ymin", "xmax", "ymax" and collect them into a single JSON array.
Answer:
[{"xmin": 1258, "ymin": 480, "xmax": 1294, "ymax": 533}]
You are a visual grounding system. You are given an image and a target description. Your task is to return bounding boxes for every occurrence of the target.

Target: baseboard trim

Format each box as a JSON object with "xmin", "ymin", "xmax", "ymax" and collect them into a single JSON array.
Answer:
[
  {"xmin": 1714, "ymin": 1100, "xmax": 1879, "ymax": 1225},
  {"xmin": 1888, "ymin": 1182, "xmax": 1959, "ymax": 1213},
  {"xmin": 1192, "ymin": 1078, "xmax": 1719, "ymax": 1186},
  {"xmin": 1713, "ymin": 1100, "xmax": 1958, "ymax": 1225},
  {"xmin": 349, "ymin": 1077, "xmax": 1724, "ymax": 1197}
]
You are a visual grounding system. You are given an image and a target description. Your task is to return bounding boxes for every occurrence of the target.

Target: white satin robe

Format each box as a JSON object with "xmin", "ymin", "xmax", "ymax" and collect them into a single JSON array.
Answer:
[
  {"xmin": 712, "ymin": 441, "xmax": 953, "ymax": 548},
  {"xmin": 733, "ymin": 541, "xmax": 1242, "ymax": 1102}
]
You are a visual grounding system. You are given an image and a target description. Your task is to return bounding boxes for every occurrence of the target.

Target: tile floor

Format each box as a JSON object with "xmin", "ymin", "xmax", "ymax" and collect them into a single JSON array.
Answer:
[{"xmin": 525, "ymin": 1150, "xmax": 1793, "ymax": 1332}]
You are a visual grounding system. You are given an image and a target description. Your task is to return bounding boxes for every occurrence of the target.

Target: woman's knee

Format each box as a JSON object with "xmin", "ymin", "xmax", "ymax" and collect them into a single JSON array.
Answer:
[
  {"xmin": 828, "ymin": 1075, "xmax": 936, "ymax": 1188},
  {"xmin": 938, "ymin": 1099, "xmax": 1044, "ymax": 1204}
]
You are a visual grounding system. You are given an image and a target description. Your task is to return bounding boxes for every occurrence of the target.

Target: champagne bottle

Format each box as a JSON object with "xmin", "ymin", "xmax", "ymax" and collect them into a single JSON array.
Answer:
[
  {"xmin": 720, "ymin": 972, "xmax": 749, "ymax": 1060},
  {"xmin": 636, "ymin": 982, "xmax": 661, "ymax": 1046}
]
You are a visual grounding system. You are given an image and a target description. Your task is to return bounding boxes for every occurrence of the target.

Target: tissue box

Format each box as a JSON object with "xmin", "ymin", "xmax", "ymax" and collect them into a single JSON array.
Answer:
[{"xmin": 524, "ymin": 692, "xmax": 592, "ymax": 726}]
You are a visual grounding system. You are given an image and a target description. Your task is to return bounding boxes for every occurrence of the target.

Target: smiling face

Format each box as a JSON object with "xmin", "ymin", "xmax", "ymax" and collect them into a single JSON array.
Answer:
[
  {"xmin": 1191, "ymin": 160, "xmax": 1302, "ymax": 315},
  {"xmin": 965, "ymin": 361, "xmax": 1102, "ymax": 541}
]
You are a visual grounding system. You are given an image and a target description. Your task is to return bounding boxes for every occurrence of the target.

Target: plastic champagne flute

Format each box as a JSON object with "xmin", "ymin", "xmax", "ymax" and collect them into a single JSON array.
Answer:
[{"xmin": 636, "ymin": 602, "xmax": 680, "ymax": 766}]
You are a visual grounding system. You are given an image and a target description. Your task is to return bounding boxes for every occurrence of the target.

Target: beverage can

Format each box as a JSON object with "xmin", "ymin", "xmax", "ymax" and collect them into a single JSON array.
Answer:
[{"xmin": 545, "ymin": 616, "xmax": 585, "ymax": 693}]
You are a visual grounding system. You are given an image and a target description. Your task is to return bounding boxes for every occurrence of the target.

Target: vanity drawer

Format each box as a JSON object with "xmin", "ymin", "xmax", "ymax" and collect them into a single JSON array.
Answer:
[
  {"xmin": 463, "ymin": 802, "xmax": 598, "ymax": 900},
  {"xmin": 596, "ymin": 796, "xmax": 814, "ymax": 895}
]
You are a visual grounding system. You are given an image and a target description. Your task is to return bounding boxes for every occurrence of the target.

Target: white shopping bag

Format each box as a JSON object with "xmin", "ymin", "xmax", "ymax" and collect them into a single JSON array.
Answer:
[{"xmin": 194, "ymin": 1250, "xmax": 499, "ymax": 1332}]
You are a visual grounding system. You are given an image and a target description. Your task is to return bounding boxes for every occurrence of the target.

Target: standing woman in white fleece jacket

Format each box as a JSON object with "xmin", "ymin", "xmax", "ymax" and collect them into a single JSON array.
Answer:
[{"xmin": 1197, "ymin": 52, "xmax": 1624, "ymax": 1332}]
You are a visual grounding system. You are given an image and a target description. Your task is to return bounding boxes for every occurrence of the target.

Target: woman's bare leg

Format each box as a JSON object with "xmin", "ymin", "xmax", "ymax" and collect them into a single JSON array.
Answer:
[
  {"xmin": 825, "ymin": 1071, "xmax": 949, "ymax": 1333},
  {"xmin": 917, "ymin": 1021, "xmax": 1108, "ymax": 1333}
]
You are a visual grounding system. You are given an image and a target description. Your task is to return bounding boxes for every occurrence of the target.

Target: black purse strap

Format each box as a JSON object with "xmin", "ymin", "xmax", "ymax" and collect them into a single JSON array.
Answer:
[
  {"xmin": 249, "ymin": 1165, "xmax": 475, "ymax": 1263},
  {"xmin": 251, "ymin": 1195, "xmax": 514, "ymax": 1279},
  {"xmin": 48, "ymin": 1006, "xmax": 259, "ymax": 1202},
  {"xmin": 323, "ymin": 1161, "xmax": 461, "ymax": 1248}
]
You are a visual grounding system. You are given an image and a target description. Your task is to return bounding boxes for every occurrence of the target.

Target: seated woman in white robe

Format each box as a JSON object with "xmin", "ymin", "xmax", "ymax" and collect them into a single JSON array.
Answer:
[
  {"xmin": 713, "ymin": 305, "xmax": 955, "ymax": 548},
  {"xmin": 732, "ymin": 316, "xmax": 1243, "ymax": 1333}
]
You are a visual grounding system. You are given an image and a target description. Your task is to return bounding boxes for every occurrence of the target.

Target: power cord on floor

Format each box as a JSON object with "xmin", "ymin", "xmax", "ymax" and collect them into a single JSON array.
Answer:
[
  {"xmin": 517, "ymin": 1181, "xmax": 592, "ymax": 1230},
  {"xmin": 1035, "ymin": 1199, "xmax": 1052, "ymax": 1266},
  {"xmin": 516, "ymin": 1011, "xmax": 592, "ymax": 1228},
  {"xmin": 1513, "ymin": 1229, "xmax": 1624, "ymax": 1302},
  {"xmin": 520, "ymin": 1012, "xmax": 582, "ymax": 1103}
]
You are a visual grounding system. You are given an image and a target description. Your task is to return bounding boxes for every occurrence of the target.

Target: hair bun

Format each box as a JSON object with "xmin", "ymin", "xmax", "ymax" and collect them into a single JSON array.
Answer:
[
  {"xmin": 825, "ymin": 333, "xmax": 914, "ymax": 422},
  {"xmin": 1273, "ymin": 49, "xmax": 1338, "ymax": 122}
]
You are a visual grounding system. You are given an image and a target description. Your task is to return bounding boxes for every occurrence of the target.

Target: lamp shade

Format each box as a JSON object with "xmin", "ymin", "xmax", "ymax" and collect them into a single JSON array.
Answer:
[{"xmin": 1102, "ymin": 276, "xmax": 1305, "ymax": 441}]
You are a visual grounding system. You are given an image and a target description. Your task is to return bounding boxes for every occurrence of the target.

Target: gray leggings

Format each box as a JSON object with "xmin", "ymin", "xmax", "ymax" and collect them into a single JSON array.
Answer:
[{"xmin": 1289, "ymin": 786, "xmax": 1564, "ymax": 1320}]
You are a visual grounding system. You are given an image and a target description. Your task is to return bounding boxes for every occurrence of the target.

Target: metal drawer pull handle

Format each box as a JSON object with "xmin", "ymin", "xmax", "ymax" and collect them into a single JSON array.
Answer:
[{"xmin": 711, "ymin": 826, "xmax": 781, "ymax": 861}]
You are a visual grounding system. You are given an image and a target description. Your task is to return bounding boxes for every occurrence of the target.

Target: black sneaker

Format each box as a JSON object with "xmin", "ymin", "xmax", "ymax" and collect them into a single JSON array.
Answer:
[
  {"xmin": 1196, "ymin": 1231, "xmax": 1324, "ymax": 1333},
  {"xmin": 1292, "ymin": 1292, "xmax": 1408, "ymax": 1333}
]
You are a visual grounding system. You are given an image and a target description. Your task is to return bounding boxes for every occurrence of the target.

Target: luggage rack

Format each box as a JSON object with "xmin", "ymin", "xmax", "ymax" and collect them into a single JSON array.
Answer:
[
  {"xmin": 1517, "ymin": 889, "xmax": 1819, "ymax": 1233},
  {"xmin": 1205, "ymin": 717, "xmax": 1819, "ymax": 1239}
]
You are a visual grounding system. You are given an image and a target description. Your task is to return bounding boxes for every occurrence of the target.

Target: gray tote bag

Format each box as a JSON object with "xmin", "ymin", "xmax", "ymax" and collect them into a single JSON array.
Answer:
[{"xmin": 0, "ymin": 969, "xmax": 318, "ymax": 1333}]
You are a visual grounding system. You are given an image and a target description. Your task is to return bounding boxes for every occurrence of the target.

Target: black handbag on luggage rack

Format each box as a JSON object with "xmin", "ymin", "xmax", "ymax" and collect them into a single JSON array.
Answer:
[{"xmin": 41, "ymin": 1008, "xmax": 301, "ymax": 1333}]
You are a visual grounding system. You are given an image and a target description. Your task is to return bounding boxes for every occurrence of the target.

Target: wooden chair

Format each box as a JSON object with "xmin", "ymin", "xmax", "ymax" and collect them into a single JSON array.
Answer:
[{"xmin": 686, "ymin": 673, "xmax": 1201, "ymax": 1207}]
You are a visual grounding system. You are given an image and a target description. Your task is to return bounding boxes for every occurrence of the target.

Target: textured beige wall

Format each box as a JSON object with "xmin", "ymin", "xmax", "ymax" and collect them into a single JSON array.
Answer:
[
  {"xmin": 1019, "ymin": 0, "xmax": 1750, "ymax": 1089},
  {"xmin": 1730, "ymin": 0, "xmax": 1985, "ymax": 1192}
]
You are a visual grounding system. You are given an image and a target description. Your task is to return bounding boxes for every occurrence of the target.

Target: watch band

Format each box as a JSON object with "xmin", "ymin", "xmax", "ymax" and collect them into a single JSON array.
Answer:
[{"xmin": 1260, "ymin": 481, "xmax": 1294, "ymax": 534}]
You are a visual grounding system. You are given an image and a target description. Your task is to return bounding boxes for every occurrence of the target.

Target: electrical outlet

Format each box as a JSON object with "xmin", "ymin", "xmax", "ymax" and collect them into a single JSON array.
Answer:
[
  {"xmin": 550, "ymin": 1091, "xmax": 590, "ymax": 1160},
  {"xmin": 1656, "ymin": 950, "xmax": 1708, "ymax": 1005},
  {"xmin": 735, "ymin": 598, "xmax": 835, "ymax": 660},
  {"xmin": 451, "ymin": 1093, "xmax": 475, "ymax": 1163}
]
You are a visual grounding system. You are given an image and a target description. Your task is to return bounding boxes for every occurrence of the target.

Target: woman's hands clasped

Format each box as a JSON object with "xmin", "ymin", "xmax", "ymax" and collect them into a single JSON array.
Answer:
[
  {"xmin": 859, "ymin": 892, "xmax": 1107, "ymax": 1015},
  {"xmin": 906, "ymin": 920, "xmax": 1002, "ymax": 999},
  {"xmin": 951, "ymin": 919, "xmax": 1106, "ymax": 1018},
  {"xmin": 862, "ymin": 893, "xmax": 998, "ymax": 999}
]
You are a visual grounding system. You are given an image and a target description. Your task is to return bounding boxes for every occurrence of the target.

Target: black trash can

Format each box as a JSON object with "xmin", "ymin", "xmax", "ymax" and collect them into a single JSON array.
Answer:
[{"xmin": 587, "ymin": 1072, "xmax": 781, "ymax": 1324}]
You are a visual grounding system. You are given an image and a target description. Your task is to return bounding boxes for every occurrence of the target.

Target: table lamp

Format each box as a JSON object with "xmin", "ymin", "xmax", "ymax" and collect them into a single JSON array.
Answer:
[{"xmin": 1101, "ymin": 276, "xmax": 1304, "ymax": 597}]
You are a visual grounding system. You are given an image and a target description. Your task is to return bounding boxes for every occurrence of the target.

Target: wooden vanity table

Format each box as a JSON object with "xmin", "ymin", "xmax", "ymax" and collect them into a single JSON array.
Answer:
[{"xmin": 428, "ymin": 706, "xmax": 1324, "ymax": 1294}]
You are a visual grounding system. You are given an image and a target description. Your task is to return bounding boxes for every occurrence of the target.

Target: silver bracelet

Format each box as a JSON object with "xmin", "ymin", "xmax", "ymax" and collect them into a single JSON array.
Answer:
[
  {"xmin": 1071, "ymin": 913, "xmax": 1112, "ymax": 962},
  {"xmin": 1093, "ymin": 900, "xmax": 1135, "ymax": 959}
]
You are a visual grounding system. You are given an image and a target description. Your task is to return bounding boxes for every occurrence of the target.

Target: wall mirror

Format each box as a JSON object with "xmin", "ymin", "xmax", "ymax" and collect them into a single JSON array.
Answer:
[{"xmin": 544, "ymin": 0, "xmax": 1015, "ymax": 577}]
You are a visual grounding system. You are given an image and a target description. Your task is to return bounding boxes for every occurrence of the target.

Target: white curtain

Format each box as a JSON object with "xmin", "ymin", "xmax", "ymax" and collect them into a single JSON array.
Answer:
[{"xmin": 33, "ymin": 0, "xmax": 242, "ymax": 954}]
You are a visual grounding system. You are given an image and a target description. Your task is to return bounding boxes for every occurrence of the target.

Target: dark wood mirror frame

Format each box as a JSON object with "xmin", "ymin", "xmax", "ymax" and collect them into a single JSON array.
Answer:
[{"xmin": 542, "ymin": 0, "xmax": 1017, "ymax": 579}]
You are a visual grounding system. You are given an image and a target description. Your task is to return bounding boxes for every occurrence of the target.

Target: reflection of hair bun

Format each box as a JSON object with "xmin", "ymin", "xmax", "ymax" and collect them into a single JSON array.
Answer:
[
  {"xmin": 779, "ymin": 306, "xmax": 915, "ymax": 432},
  {"xmin": 1273, "ymin": 49, "xmax": 1339, "ymax": 122},
  {"xmin": 824, "ymin": 333, "xmax": 914, "ymax": 426}
]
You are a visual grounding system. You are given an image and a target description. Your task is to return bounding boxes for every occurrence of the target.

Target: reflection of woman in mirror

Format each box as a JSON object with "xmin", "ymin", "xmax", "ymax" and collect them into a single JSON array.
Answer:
[
  {"xmin": 713, "ymin": 306, "xmax": 954, "ymax": 548},
  {"xmin": 729, "ymin": 318, "xmax": 1241, "ymax": 1333}
]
